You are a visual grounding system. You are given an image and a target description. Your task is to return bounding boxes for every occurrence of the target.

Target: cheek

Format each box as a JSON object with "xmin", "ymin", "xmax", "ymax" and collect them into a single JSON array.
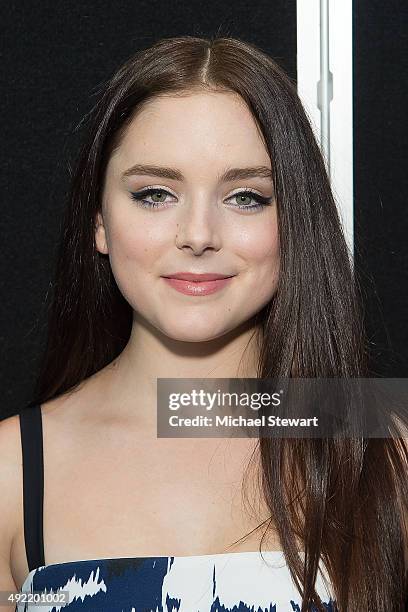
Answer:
[
  {"xmin": 232, "ymin": 215, "xmax": 280, "ymax": 310},
  {"xmin": 105, "ymin": 214, "xmax": 168, "ymax": 309},
  {"xmin": 108, "ymin": 214, "xmax": 166, "ymax": 265},
  {"xmin": 237, "ymin": 216, "xmax": 280, "ymax": 281}
]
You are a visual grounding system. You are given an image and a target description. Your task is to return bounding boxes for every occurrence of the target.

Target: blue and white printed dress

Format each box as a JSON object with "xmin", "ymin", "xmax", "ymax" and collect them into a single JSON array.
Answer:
[{"xmin": 18, "ymin": 550, "xmax": 336, "ymax": 611}]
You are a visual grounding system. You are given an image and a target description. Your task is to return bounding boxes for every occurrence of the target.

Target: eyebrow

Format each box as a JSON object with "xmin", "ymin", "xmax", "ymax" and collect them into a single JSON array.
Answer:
[{"xmin": 121, "ymin": 164, "xmax": 273, "ymax": 182}]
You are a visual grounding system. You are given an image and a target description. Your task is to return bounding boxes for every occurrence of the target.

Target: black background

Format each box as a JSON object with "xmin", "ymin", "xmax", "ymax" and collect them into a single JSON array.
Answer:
[
  {"xmin": 0, "ymin": 1, "xmax": 406, "ymax": 418},
  {"xmin": 353, "ymin": 0, "xmax": 408, "ymax": 377}
]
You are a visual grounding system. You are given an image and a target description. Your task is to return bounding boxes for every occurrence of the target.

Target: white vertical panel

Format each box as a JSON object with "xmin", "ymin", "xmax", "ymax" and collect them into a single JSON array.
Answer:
[{"xmin": 296, "ymin": 0, "xmax": 354, "ymax": 257}]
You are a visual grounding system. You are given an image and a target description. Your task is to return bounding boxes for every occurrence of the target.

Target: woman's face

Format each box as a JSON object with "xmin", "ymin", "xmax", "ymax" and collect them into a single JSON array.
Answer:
[{"xmin": 96, "ymin": 90, "xmax": 280, "ymax": 342}]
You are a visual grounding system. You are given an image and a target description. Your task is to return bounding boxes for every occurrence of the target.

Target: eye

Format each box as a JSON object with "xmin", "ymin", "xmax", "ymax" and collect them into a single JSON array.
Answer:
[
  {"xmin": 129, "ymin": 187, "xmax": 175, "ymax": 209},
  {"xmin": 226, "ymin": 190, "xmax": 274, "ymax": 212},
  {"xmin": 129, "ymin": 187, "xmax": 274, "ymax": 211}
]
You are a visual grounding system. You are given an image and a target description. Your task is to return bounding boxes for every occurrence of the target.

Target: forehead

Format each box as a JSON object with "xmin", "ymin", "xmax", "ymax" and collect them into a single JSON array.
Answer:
[{"xmin": 110, "ymin": 91, "xmax": 270, "ymax": 173}]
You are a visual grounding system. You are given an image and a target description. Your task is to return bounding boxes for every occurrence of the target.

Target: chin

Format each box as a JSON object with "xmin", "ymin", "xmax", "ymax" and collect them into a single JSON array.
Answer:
[{"xmin": 159, "ymin": 321, "xmax": 231, "ymax": 343}]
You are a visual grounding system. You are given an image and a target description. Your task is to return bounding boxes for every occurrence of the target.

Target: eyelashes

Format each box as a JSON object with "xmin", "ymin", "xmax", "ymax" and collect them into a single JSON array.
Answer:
[{"xmin": 129, "ymin": 187, "xmax": 273, "ymax": 212}]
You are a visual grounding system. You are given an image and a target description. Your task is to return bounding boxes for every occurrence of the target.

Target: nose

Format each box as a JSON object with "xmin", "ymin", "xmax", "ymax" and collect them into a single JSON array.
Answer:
[{"xmin": 175, "ymin": 198, "xmax": 222, "ymax": 255}]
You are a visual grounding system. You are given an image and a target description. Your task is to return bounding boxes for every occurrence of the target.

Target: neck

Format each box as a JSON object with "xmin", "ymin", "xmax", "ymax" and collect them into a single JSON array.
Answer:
[{"xmin": 95, "ymin": 313, "xmax": 262, "ymax": 428}]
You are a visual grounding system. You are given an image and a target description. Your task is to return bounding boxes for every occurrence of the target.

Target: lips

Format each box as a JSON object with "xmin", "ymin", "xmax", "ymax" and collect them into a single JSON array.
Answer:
[
  {"xmin": 161, "ymin": 273, "xmax": 235, "ymax": 296},
  {"xmin": 162, "ymin": 272, "xmax": 234, "ymax": 281}
]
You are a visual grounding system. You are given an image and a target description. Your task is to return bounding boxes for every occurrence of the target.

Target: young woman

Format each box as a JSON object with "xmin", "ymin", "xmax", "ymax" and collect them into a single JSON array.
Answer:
[{"xmin": 0, "ymin": 35, "xmax": 406, "ymax": 611}]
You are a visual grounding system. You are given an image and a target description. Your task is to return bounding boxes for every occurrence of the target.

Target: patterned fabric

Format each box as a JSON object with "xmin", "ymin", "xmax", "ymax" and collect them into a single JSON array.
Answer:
[{"xmin": 17, "ymin": 550, "xmax": 336, "ymax": 611}]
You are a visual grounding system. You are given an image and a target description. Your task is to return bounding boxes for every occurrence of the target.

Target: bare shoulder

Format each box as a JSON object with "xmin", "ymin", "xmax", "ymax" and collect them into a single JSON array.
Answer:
[
  {"xmin": 0, "ymin": 413, "xmax": 23, "ymax": 596},
  {"xmin": 0, "ymin": 413, "xmax": 23, "ymax": 536}
]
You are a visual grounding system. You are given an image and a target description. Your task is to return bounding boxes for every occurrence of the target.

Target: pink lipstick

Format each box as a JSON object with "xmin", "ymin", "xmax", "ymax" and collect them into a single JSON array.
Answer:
[{"xmin": 161, "ymin": 272, "xmax": 235, "ymax": 296}]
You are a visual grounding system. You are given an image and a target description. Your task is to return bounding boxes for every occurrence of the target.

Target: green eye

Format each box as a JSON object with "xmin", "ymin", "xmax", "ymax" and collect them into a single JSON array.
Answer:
[
  {"xmin": 228, "ymin": 191, "xmax": 274, "ymax": 211},
  {"xmin": 150, "ymin": 191, "xmax": 167, "ymax": 202},
  {"xmin": 130, "ymin": 188, "xmax": 173, "ymax": 209},
  {"xmin": 129, "ymin": 188, "xmax": 273, "ymax": 211}
]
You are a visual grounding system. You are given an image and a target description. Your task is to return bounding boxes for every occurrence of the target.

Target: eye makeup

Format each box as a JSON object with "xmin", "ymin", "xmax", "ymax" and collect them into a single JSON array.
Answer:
[{"xmin": 129, "ymin": 186, "xmax": 274, "ymax": 212}]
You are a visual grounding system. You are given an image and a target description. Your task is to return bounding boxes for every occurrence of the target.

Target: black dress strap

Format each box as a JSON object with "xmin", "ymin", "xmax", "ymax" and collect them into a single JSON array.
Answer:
[{"xmin": 19, "ymin": 404, "xmax": 45, "ymax": 571}]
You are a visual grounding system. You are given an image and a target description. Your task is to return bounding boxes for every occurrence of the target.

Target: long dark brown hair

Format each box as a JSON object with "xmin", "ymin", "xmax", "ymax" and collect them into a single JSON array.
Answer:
[{"xmin": 29, "ymin": 35, "xmax": 407, "ymax": 610}]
